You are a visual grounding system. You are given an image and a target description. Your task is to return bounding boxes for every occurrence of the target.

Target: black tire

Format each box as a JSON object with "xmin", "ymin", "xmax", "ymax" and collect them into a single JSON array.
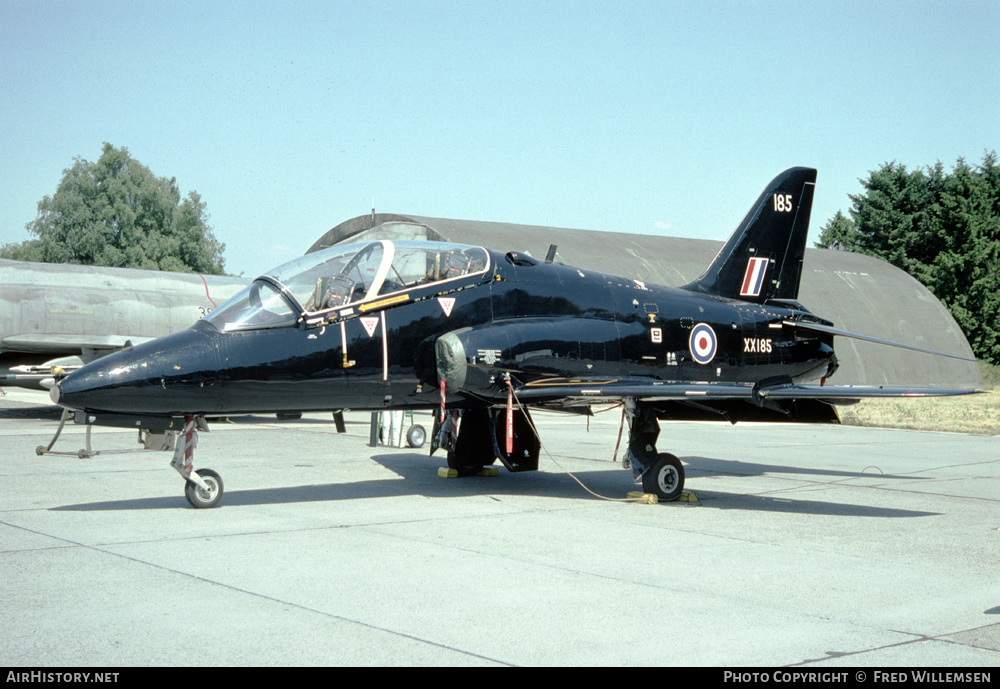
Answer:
[
  {"xmin": 641, "ymin": 453, "xmax": 684, "ymax": 501},
  {"xmin": 446, "ymin": 409, "xmax": 496, "ymax": 475},
  {"xmin": 184, "ymin": 468, "xmax": 224, "ymax": 509},
  {"xmin": 406, "ymin": 424, "xmax": 426, "ymax": 448},
  {"xmin": 446, "ymin": 449, "xmax": 485, "ymax": 476}
]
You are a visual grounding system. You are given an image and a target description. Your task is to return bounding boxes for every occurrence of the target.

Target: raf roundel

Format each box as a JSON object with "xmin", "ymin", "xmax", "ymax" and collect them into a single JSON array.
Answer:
[{"xmin": 689, "ymin": 323, "xmax": 717, "ymax": 365}]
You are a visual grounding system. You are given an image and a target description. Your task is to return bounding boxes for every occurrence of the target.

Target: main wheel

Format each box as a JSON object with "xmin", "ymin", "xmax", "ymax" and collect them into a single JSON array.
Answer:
[
  {"xmin": 446, "ymin": 409, "xmax": 497, "ymax": 475},
  {"xmin": 447, "ymin": 449, "xmax": 486, "ymax": 476},
  {"xmin": 184, "ymin": 468, "xmax": 224, "ymax": 509},
  {"xmin": 406, "ymin": 424, "xmax": 426, "ymax": 448},
  {"xmin": 642, "ymin": 453, "xmax": 684, "ymax": 501}
]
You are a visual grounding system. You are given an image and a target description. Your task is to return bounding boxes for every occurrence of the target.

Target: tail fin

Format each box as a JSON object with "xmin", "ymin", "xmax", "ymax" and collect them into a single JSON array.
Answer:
[{"xmin": 683, "ymin": 167, "xmax": 816, "ymax": 302}]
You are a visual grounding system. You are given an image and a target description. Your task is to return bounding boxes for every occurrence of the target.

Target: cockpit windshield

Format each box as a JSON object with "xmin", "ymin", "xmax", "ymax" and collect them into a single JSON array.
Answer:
[
  {"xmin": 204, "ymin": 240, "xmax": 491, "ymax": 331},
  {"xmin": 204, "ymin": 280, "xmax": 298, "ymax": 332}
]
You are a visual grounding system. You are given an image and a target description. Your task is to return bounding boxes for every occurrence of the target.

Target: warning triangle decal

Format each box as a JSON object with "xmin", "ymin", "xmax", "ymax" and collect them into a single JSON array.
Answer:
[
  {"xmin": 437, "ymin": 297, "xmax": 456, "ymax": 317},
  {"xmin": 360, "ymin": 316, "xmax": 380, "ymax": 337}
]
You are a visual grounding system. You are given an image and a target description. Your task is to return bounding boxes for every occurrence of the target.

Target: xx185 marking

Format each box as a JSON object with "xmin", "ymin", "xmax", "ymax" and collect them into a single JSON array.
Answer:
[{"xmin": 744, "ymin": 337, "xmax": 773, "ymax": 353}]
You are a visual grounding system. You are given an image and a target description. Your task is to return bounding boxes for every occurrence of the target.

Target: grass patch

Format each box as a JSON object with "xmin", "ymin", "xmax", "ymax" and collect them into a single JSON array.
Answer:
[
  {"xmin": 980, "ymin": 360, "xmax": 1000, "ymax": 388},
  {"xmin": 837, "ymin": 362, "xmax": 1000, "ymax": 435}
]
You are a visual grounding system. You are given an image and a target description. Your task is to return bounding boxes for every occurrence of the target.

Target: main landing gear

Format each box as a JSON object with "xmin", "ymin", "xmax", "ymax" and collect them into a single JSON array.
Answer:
[
  {"xmin": 431, "ymin": 406, "xmax": 540, "ymax": 476},
  {"xmin": 172, "ymin": 416, "xmax": 224, "ymax": 508},
  {"xmin": 432, "ymin": 400, "xmax": 686, "ymax": 502},
  {"xmin": 624, "ymin": 400, "xmax": 686, "ymax": 501}
]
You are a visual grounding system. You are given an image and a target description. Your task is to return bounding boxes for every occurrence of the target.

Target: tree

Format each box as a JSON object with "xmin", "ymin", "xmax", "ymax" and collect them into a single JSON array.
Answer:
[
  {"xmin": 1, "ymin": 143, "xmax": 226, "ymax": 274},
  {"xmin": 816, "ymin": 153, "xmax": 1000, "ymax": 365}
]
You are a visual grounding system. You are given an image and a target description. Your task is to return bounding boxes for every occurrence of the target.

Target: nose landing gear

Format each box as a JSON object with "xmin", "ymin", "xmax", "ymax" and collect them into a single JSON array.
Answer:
[{"xmin": 171, "ymin": 416, "xmax": 224, "ymax": 509}]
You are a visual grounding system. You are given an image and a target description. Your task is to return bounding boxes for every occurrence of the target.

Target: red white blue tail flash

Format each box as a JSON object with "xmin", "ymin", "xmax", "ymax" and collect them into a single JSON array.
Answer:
[{"xmin": 740, "ymin": 257, "xmax": 769, "ymax": 297}]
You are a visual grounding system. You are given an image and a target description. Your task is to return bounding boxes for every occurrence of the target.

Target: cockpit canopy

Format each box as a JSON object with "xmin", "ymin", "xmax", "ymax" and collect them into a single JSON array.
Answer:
[{"xmin": 205, "ymin": 240, "xmax": 491, "ymax": 332}]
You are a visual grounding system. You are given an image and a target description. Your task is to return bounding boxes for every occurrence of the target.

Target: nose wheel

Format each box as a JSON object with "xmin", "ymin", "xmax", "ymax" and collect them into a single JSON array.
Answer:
[{"xmin": 184, "ymin": 468, "xmax": 224, "ymax": 509}]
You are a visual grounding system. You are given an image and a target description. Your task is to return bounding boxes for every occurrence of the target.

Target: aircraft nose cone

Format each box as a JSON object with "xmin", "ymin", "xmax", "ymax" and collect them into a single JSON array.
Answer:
[
  {"xmin": 54, "ymin": 355, "xmax": 136, "ymax": 413},
  {"xmin": 54, "ymin": 325, "xmax": 221, "ymax": 415}
]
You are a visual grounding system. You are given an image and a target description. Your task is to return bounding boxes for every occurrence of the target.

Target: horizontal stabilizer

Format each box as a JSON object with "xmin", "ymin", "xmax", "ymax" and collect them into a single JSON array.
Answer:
[
  {"xmin": 756, "ymin": 383, "xmax": 982, "ymax": 400},
  {"xmin": 783, "ymin": 320, "xmax": 977, "ymax": 362}
]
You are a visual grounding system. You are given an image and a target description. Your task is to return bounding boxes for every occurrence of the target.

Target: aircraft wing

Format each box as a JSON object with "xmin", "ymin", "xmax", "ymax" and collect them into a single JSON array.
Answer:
[
  {"xmin": 1, "ymin": 335, "xmax": 157, "ymax": 390},
  {"xmin": 513, "ymin": 376, "xmax": 981, "ymax": 409},
  {"xmin": 515, "ymin": 378, "xmax": 758, "ymax": 406},
  {"xmin": 1, "ymin": 334, "xmax": 155, "ymax": 354}
]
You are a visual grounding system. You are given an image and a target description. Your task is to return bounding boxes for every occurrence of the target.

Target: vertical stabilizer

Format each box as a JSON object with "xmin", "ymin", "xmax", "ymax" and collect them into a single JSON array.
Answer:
[{"xmin": 683, "ymin": 167, "xmax": 816, "ymax": 302}]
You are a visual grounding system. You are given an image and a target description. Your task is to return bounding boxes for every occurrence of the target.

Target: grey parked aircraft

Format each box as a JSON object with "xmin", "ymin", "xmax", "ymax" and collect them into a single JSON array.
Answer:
[{"xmin": 0, "ymin": 258, "xmax": 247, "ymax": 391}]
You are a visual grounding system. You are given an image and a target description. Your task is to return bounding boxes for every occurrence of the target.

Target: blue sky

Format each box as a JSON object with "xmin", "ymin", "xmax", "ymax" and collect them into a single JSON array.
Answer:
[{"xmin": 2, "ymin": 0, "xmax": 997, "ymax": 278}]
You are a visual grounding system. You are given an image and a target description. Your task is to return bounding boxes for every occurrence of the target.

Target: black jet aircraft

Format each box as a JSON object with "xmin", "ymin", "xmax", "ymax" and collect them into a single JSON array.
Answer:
[{"xmin": 51, "ymin": 167, "xmax": 978, "ymax": 507}]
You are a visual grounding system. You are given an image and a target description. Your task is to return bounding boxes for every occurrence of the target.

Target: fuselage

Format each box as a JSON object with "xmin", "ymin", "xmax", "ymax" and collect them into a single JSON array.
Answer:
[{"xmin": 52, "ymin": 240, "xmax": 836, "ymax": 417}]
